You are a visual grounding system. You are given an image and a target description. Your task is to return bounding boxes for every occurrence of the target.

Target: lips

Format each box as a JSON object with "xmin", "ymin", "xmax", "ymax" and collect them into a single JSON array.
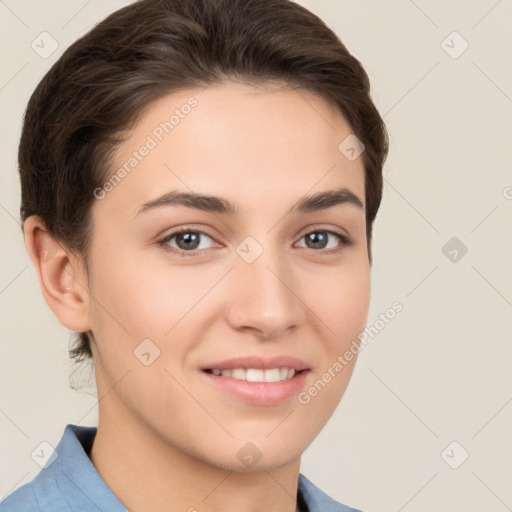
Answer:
[{"xmin": 200, "ymin": 354, "xmax": 311, "ymax": 405}]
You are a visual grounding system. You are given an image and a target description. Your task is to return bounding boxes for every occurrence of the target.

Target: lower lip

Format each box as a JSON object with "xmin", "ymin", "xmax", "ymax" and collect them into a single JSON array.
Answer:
[{"xmin": 201, "ymin": 370, "xmax": 310, "ymax": 406}]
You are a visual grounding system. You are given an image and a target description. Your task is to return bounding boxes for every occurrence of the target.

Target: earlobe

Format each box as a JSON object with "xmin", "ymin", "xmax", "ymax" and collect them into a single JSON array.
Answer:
[{"xmin": 23, "ymin": 215, "xmax": 92, "ymax": 333}]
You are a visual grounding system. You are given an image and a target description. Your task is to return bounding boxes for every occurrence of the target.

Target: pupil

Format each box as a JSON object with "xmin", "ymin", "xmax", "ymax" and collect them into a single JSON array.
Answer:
[
  {"xmin": 178, "ymin": 232, "xmax": 200, "ymax": 250},
  {"xmin": 307, "ymin": 232, "xmax": 326, "ymax": 249}
]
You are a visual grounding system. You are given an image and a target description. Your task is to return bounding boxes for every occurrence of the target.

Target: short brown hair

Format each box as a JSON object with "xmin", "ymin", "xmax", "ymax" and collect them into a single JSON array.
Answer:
[{"xmin": 19, "ymin": 0, "xmax": 388, "ymax": 366}]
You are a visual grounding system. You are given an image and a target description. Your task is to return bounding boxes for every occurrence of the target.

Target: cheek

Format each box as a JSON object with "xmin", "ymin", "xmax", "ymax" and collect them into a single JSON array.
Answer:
[
  {"xmin": 297, "ymin": 266, "xmax": 369, "ymax": 425},
  {"xmin": 88, "ymin": 255, "xmax": 228, "ymax": 372},
  {"xmin": 298, "ymin": 256, "xmax": 370, "ymax": 410},
  {"xmin": 126, "ymin": 264, "xmax": 226, "ymax": 335},
  {"xmin": 310, "ymin": 256, "xmax": 371, "ymax": 345},
  {"xmin": 89, "ymin": 252, "xmax": 189, "ymax": 334}
]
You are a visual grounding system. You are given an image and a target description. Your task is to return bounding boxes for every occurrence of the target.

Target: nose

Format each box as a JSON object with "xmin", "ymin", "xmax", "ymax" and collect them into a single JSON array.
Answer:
[{"xmin": 225, "ymin": 243, "xmax": 304, "ymax": 340}]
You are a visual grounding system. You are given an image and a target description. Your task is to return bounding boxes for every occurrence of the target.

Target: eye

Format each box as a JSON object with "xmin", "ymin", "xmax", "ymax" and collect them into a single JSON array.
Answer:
[
  {"xmin": 157, "ymin": 228, "xmax": 216, "ymax": 256},
  {"xmin": 157, "ymin": 227, "xmax": 353, "ymax": 257},
  {"xmin": 296, "ymin": 229, "xmax": 353, "ymax": 254}
]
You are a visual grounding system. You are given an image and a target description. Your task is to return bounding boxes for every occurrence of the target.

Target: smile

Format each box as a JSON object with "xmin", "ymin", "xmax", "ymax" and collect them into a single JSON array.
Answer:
[
  {"xmin": 201, "ymin": 368, "xmax": 310, "ymax": 406},
  {"xmin": 204, "ymin": 367, "xmax": 297, "ymax": 382}
]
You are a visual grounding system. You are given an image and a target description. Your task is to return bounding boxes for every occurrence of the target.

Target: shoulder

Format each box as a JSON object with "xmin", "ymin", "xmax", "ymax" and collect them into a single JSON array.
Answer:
[
  {"xmin": 0, "ymin": 461, "xmax": 67, "ymax": 512},
  {"xmin": 0, "ymin": 482, "xmax": 41, "ymax": 511},
  {"xmin": 0, "ymin": 423, "xmax": 96, "ymax": 512},
  {"xmin": 298, "ymin": 473, "xmax": 365, "ymax": 512}
]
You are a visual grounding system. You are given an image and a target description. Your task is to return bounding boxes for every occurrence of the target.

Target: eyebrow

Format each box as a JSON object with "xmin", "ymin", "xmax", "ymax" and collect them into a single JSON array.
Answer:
[{"xmin": 135, "ymin": 186, "xmax": 364, "ymax": 217}]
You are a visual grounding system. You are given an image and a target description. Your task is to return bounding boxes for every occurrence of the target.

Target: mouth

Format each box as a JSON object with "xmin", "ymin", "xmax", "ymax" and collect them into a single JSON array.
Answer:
[
  {"xmin": 200, "ymin": 355, "xmax": 311, "ymax": 406},
  {"xmin": 202, "ymin": 367, "xmax": 305, "ymax": 382}
]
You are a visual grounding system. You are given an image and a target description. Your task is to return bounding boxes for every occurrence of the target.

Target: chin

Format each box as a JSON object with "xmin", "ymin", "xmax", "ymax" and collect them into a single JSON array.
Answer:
[
  {"xmin": 196, "ymin": 438, "xmax": 303, "ymax": 473},
  {"xmin": 218, "ymin": 452, "xmax": 300, "ymax": 474}
]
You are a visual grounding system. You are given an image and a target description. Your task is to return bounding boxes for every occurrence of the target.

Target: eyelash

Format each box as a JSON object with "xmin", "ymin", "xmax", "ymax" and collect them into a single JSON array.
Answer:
[{"xmin": 156, "ymin": 226, "xmax": 353, "ymax": 258}]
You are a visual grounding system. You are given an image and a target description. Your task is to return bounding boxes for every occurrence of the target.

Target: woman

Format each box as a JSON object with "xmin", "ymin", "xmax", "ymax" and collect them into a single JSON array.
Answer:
[{"xmin": 1, "ymin": 0, "xmax": 388, "ymax": 510}]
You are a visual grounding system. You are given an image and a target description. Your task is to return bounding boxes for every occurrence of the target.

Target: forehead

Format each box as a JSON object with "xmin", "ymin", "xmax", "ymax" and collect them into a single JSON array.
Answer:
[{"xmin": 95, "ymin": 81, "xmax": 365, "ymax": 221}]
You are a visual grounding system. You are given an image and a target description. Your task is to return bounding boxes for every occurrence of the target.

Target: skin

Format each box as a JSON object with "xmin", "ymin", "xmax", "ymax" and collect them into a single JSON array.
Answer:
[{"xmin": 24, "ymin": 80, "xmax": 370, "ymax": 512}]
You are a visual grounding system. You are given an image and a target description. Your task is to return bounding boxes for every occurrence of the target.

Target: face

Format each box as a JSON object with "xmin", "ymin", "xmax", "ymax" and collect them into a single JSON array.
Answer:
[{"xmin": 85, "ymin": 80, "xmax": 370, "ymax": 471}]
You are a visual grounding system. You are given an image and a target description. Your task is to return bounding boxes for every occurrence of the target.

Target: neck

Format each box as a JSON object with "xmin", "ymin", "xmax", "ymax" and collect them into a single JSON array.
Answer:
[{"xmin": 88, "ymin": 391, "xmax": 303, "ymax": 512}]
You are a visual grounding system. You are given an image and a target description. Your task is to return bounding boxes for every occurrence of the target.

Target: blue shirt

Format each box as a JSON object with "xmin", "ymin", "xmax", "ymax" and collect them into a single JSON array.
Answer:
[{"xmin": 0, "ymin": 424, "xmax": 363, "ymax": 512}]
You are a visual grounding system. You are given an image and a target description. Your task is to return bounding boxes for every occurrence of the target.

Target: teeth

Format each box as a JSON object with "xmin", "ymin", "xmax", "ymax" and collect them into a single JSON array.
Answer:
[
  {"xmin": 231, "ymin": 368, "xmax": 246, "ymax": 380},
  {"xmin": 263, "ymin": 368, "xmax": 281, "ymax": 383},
  {"xmin": 210, "ymin": 367, "xmax": 297, "ymax": 382},
  {"xmin": 246, "ymin": 369, "xmax": 264, "ymax": 382}
]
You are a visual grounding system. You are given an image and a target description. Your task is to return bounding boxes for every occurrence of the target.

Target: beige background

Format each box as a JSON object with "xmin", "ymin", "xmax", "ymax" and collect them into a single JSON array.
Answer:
[{"xmin": 1, "ymin": 1, "xmax": 511, "ymax": 511}]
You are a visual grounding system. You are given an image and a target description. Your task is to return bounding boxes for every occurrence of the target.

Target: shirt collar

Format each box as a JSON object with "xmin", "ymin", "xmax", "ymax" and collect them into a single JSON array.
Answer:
[{"xmin": 38, "ymin": 424, "xmax": 359, "ymax": 512}]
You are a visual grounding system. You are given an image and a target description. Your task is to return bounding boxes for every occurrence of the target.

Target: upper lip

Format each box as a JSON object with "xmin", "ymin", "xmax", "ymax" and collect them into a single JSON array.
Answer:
[{"xmin": 202, "ymin": 355, "xmax": 310, "ymax": 371}]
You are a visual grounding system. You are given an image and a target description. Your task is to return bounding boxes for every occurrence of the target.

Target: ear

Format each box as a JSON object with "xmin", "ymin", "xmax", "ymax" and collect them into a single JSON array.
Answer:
[{"xmin": 23, "ymin": 215, "xmax": 92, "ymax": 333}]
